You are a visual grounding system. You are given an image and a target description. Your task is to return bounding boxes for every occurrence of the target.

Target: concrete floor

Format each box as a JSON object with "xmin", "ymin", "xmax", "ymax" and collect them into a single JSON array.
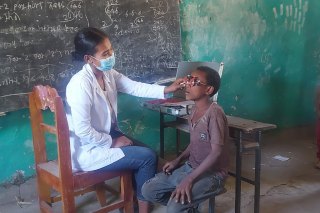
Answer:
[{"xmin": 1, "ymin": 125, "xmax": 320, "ymax": 213}]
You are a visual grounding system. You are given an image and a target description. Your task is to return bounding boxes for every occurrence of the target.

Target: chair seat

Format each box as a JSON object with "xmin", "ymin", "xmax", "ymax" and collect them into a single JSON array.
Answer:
[{"xmin": 37, "ymin": 161, "xmax": 130, "ymax": 190}]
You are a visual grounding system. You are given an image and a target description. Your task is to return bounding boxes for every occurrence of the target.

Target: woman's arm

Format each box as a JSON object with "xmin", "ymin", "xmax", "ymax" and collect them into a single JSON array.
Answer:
[{"xmin": 112, "ymin": 70, "xmax": 184, "ymax": 98}]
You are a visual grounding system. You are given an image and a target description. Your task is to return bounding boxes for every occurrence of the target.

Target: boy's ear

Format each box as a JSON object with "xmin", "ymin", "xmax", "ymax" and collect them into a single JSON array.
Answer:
[{"xmin": 206, "ymin": 86, "xmax": 215, "ymax": 96}]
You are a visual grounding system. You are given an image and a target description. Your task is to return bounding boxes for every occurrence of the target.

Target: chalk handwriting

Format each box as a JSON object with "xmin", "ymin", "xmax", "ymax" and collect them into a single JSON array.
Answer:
[
  {"xmin": 47, "ymin": 1, "xmax": 65, "ymax": 10},
  {"xmin": 100, "ymin": 0, "xmax": 120, "ymax": 28},
  {"xmin": 13, "ymin": 2, "xmax": 44, "ymax": 11},
  {"xmin": 0, "ymin": 11, "xmax": 21, "ymax": 22},
  {"xmin": 0, "ymin": 3, "xmax": 9, "ymax": 10},
  {"xmin": 0, "ymin": 0, "xmax": 181, "ymax": 112},
  {"xmin": 61, "ymin": 0, "xmax": 84, "ymax": 22},
  {"xmin": 150, "ymin": 0, "xmax": 169, "ymax": 19}
]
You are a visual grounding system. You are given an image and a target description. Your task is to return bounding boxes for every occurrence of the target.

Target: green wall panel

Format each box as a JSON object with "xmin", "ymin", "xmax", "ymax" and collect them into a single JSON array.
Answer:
[
  {"xmin": 0, "ymin": 109, "xmax": 34, "ymax": 183},
  {"xmin": 0, "ymin": 110, "xmax": 57, "ymax": 184},
  {"xmin": 0, "ymin": 94, "xmax": 185, "ymax": 184},
  {"xmin": 180, "ymin": 0, "xmax": 319, "ymax": 127}
]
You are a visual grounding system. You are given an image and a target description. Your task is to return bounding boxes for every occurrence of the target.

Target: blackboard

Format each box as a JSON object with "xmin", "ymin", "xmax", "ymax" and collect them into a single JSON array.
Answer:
[{"xmin": 0, "ymin": 0, "xmax": 181, "ymax": 112}]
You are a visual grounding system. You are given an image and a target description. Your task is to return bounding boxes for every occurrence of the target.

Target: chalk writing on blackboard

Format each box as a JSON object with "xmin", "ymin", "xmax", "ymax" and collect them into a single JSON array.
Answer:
[{"xmin": 0, "ymin": 0, "xmax": 182, "ymax": 112}]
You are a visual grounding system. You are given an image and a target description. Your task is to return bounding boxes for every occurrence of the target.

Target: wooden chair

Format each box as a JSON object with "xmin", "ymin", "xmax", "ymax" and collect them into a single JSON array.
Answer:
[
  {"xmin": 29, "ymin": 85, "xmax": 134, "ymax": 213},
  {"xmin": 207, "ymin": 188, "xmax": 227, "ymax": 213}
]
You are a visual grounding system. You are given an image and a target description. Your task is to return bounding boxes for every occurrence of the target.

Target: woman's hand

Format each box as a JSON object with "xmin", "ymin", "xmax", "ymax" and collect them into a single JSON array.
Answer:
[
  {"xmin": 164, "ymin": 78, "xmax": 185, "ymax": 94},
  {"xmin": 112, "ymin": 136, "xmax": 133, "ymax": 148}
]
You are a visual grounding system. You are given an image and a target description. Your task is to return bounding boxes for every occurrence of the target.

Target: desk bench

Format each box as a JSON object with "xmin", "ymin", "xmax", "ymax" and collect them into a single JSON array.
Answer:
[{"xmin": 159, "ymin": 112, "xmax": 276, "ymax": 213}]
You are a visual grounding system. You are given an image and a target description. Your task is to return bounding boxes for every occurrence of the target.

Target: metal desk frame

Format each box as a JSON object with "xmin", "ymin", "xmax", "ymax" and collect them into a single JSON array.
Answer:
[{"xmin": 159, "ymin": 113, "xmax": 276, "ymax": 213}]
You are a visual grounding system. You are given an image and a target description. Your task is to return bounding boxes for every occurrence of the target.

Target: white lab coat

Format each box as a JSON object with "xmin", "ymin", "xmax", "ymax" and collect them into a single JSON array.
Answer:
[{"xmin": 66, "ymin": 64, "xmax": 165, "ymax": 172}]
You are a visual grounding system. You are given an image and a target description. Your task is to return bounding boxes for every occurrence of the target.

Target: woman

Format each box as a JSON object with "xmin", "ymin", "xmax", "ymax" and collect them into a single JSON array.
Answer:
[{"xmin": 66, "ymin": 27, "xmax": 183, "ymax": 212}]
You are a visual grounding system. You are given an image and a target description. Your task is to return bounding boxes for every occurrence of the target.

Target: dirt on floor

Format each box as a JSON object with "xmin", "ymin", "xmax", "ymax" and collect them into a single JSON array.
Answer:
[{"xmin": 1, "ymin": 125, "xmax": 320, "ymax": 213}]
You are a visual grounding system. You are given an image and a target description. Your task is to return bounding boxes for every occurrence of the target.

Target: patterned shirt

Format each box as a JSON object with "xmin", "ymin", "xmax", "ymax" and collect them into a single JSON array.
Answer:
[{"xmin": 188, "ymin": 103, "xmax": 229, "ymax": 178}]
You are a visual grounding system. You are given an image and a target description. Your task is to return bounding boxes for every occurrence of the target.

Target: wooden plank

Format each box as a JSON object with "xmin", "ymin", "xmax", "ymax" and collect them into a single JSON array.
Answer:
[
  {"xmin": 40, "ymin": 123, "xmax": 57, "ymax": 134},
  {"xmin": 226, "ymin": 115, "xmax": 277, "ymax": 133},
  {"xmin": 163, "ymin": 114, "xmax": 276, "ymax": 133}
]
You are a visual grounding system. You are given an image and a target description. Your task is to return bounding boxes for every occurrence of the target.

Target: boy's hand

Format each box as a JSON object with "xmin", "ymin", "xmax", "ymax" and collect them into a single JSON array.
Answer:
[
  {"xmin": 170, "ymin": 176, "xmax": 193, "ymax": 204},
  {"xmin": 162, "ymin": 159, "xmax": 179, "ymax": 175}
]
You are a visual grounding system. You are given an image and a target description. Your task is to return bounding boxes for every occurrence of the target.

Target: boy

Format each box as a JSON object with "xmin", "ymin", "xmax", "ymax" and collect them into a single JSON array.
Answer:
[{"xmin": 142, "ymin": 66, "xmax": 229, "ymax": 212}]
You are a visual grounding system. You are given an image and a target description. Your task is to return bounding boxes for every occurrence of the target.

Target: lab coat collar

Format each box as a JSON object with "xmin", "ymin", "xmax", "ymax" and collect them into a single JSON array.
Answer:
[
  {"xmin": 83, "ymin": 64, "xmax": 108, "ymax": 100},
  {"xmin": 83, "ymin": 64, "xmax": 117, "ymax": 115}
]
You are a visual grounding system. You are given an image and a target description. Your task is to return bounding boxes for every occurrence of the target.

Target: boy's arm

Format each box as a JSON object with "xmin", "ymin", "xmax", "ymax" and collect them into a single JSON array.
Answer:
[
  {"xmin": 185, "ymin": 144, "xmax": 222, "ymax": 181},
  {"xmin": 162, "ymin": 145, "xmax": 191, "ymax": 174},
  {"xmin": 175, "ymin": 145, "xmax": 191, "ymax": 163}
]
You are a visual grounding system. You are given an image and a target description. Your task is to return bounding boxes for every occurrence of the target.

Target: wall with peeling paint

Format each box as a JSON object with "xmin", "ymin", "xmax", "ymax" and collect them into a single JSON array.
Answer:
[
  {"xmin": 180, "ymin": 0, "xmax": 319, "ymax": 126},
  {"xmin": 0, "ymin": 109, "xmax": 35, "ymax": 184},
  {"xmin": 0, "ymin": 0, "xmax": 319, "ymax": 184}
]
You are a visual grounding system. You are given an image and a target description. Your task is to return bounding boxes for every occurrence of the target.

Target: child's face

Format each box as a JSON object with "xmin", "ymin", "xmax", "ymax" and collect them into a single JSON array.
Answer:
[{"xmin": 184, "ymin": 70, "xmax": 212, "ymax": 101}]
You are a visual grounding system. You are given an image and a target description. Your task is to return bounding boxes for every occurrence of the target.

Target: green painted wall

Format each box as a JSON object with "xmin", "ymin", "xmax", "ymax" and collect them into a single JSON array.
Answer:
[
  {"xmin": 0, "ymin": 0, "xmax": 319, "ymax": 184},
  {"xmin": 0, "ymin": 95, "xmax": 188, "ymax": 184},
  {"xmin": 0, "ymin": 110, "xmax": 34, "ymax": 184},
  {"xmin": 180, "ymin": 0, "xmax": 319, "ymax": 126}
]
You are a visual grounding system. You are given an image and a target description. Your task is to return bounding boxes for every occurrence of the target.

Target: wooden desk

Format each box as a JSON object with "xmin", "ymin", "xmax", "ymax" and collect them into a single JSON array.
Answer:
[{"xmin": 159, "ymin": 112, "xmax": 276, "ymax": 213}]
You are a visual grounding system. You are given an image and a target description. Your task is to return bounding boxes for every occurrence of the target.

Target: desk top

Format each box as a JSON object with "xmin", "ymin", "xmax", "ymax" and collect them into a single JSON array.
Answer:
[
  {"xmin": 226, "ymin": 115, "xmax": 276, "ymax": 133},
  {"xmin": 143, "ymin": 101, "xmax": 277, "ymax": 133}
]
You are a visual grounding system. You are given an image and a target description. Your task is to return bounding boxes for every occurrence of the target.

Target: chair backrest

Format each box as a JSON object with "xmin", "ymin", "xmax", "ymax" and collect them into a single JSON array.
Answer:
[
  {"xmin": 174, "ymin": 61, "xmax": 224, "ymax": 102},
  {"xmin": 29, "ymin": 85, "xmax": 73, "ymax": 184}
]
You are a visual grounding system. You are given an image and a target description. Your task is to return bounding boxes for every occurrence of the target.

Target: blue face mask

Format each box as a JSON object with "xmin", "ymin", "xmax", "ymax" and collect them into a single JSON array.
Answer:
[{"xmin": 93, "ymin": 53, "xmax": 115, "ymax": 72}]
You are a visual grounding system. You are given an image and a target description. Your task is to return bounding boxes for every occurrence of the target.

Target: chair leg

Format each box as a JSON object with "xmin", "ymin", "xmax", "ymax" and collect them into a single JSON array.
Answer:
[
  {"xmin": 120, "ymin": 173, "xmax": 134, "ymax": 213},
  {"xmin": 102, "ymin": 183, "xmax": 119, "ymax": 196},
  {"xmin": 61, "ymin": 194, "xmax": 76, "ymax": 213},
  {"xmin": 37, "ymin": 178, "xmax": 53, "ymax": 212},
  {"xmin": 60, "ymin": 183, "xmax": 76, "ymax": 213},
  {"xmin": 209, "ymin": 196, "xmax": 215, "ymax": 213},
  {"xmin": 95, "ymin": 182, "xmax": 107, "ymax": 206}
]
